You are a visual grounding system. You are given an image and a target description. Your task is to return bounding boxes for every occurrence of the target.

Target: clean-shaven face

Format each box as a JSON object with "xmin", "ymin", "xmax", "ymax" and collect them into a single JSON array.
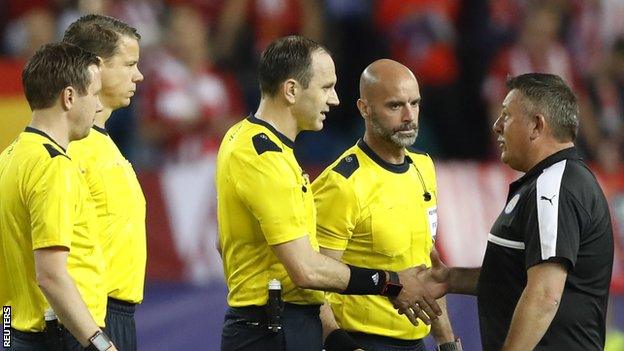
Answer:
[
  {"xmin": 100, "ymin": 35, "xmax": 143, "ymax": 110},
  {"xmin": 493, "ymin": 89, "xmax": 533, "ymax": 171},
  {"xmin": 70, "ymin": 64, "xmax": 103, "ymax": 141},
  {"xmin": 293, "ymin": 50, "xmax": 339, "ymax": 131}
]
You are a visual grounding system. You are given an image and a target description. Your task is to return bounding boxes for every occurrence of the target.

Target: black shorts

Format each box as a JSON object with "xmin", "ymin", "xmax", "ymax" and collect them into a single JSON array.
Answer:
[{"xmin": 105, "ymin": 297, "xmax": 137, "ymax": 351}]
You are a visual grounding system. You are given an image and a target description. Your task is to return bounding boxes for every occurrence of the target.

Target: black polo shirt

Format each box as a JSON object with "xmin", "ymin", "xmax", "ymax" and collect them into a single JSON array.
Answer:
[{"xmin": 477, "ymin": 147, "xmax": 613, "ymax": 351}]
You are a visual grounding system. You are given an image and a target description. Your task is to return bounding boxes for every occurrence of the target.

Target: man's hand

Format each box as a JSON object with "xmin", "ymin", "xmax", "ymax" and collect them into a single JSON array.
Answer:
[
  {"xmin": 417, "ymin": 250, "xmax": 451, "ymax": 299},
  {"xmin": 392, "ymin": 265, "xmax": 442, "ymax": 326}
]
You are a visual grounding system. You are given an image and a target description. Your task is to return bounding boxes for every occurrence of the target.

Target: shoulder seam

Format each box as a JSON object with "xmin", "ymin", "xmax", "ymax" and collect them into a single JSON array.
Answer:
[{"xmin": 560, "ymin": 187, "xmax": 591, "ymax": 220}]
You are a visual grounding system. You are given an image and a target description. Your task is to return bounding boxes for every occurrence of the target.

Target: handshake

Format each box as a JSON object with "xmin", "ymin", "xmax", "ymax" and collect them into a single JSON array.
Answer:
[{"xmin": 390, "ymin": 250, "xmax": 450, "ymax": 326}]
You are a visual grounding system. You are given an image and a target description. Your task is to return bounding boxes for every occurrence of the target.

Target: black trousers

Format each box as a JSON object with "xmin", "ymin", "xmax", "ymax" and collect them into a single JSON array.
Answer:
[
  {"xmin": 4, "ymin": 329, "xmax": 47, "ymax": 351},
  {"xmin": 105, "ymin": 298, "xmax": 137, "ymax": 351},
  {"xmin": 221, "ymin": 303, "xmax": 322, "ymax": 351},
  {"xmin": 60, "ymin": 327, "xmax": 83, "ymax": 351},
  {"xmin": 349, "ymin": 332, "xmax": 426, "ymax": 351}
]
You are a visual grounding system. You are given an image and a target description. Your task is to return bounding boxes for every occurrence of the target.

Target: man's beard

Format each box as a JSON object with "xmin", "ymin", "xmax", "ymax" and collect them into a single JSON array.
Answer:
[{"xmin": 370, "ymin": 114, "xmax": 418, "ymax": 148}]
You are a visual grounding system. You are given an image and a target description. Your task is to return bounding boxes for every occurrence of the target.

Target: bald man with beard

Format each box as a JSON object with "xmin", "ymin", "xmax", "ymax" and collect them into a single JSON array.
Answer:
[{"xmin": 313, "ymin": 59, "xmax": 462, "ymax": 351}]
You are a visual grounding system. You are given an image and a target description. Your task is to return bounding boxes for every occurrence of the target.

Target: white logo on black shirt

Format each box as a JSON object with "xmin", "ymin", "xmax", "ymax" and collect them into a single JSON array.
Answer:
[{"xmin": 505, "ymin": 194, "xmax": 520, "ymax": 214}]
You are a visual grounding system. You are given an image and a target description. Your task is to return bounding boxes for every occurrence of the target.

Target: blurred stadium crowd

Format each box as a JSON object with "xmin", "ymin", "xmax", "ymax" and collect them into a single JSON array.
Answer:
[{"xmin": 2, "ymin": 0, "xmax": 624, "ymax": 171}]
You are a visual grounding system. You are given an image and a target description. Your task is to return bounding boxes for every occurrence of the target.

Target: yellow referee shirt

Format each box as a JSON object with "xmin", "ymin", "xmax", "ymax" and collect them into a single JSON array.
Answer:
[
  {"xmin": 216, "ymin": 116, "xmax": 324, "ymax": 307},
  {"xmin": 0, "ymin": 128, "xmax": 106, "ymax": 331},
  {"xmin": 312, "ymin": 140, "xmax": 438, "ymax": 341},
  {"xmin": 68, "ymin": 126, "xmax": 146, "ymax": 304}
]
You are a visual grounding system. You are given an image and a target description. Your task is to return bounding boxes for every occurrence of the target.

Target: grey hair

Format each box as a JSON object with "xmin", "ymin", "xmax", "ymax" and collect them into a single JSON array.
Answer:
[{"xmin": 507, "ymin": 73, "xmax": 579, "ymax": 141}]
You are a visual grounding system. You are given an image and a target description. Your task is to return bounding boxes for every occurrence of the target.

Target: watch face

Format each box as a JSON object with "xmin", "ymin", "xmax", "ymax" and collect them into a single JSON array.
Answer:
[
  {"xmin": 385, "ymin": 283, "xmax": 403, "ymax": 297},
  {"xmin": 91, "ymin": 333, "xmax": 112, "ymax": 351}
]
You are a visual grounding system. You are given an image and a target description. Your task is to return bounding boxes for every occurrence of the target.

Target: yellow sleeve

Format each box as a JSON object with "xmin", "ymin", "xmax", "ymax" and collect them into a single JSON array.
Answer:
[
  {"xmin": 25, "ymin": 157, "xmax": 75, "ymax": 250},
  {"xmin": 231, "ymin": 151, "xmax": 309, "ymax": 246},
  {"xmin": 312, "ymin": 170, "xmax": 359, "ymax": 251}
]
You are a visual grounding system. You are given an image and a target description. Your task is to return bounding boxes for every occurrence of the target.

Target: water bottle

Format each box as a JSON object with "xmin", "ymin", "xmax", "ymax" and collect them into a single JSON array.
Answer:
[{"xmin": 43, "ymin": 308, "xmax": 62, "ymax": 351}]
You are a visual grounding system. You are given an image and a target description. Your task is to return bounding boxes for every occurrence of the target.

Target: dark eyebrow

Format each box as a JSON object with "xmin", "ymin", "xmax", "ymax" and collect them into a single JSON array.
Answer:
[{"xmin": 384, "ymin": 100, "xmax": 403, "ymax": 106}]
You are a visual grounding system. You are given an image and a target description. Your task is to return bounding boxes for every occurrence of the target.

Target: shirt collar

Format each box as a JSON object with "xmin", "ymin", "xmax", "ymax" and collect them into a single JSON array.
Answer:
[
  {"xmin": 24, "ymin": 126, "xmax": 67, "ymax": 152},
  {"xmin": 512, "ymin": 146, "xmax": 580, "ymax": 187},
  {"xmin": 357, "ymin": 139, "xmax": 411, "ymax": 174},
  {"xmin": 247, "ymin": 114, "xmax": 295, "ymax": 149},
  {"xmin": 92, "ymin": 125, "xmax": 108, "ymax": 135}
]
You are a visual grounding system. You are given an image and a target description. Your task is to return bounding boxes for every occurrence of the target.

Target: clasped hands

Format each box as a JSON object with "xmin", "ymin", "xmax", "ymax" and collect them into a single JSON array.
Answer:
[{"xmin": 391, "ymin": 251, "xmax": 450, "ymax": 326}]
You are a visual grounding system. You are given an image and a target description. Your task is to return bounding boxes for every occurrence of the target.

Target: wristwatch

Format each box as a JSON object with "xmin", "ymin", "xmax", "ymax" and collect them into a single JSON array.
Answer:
[
  {"xmin": 380, "ymin": 271, "xmax": 403, "ymax": 297},
  {"xmin": 86, "ymin": 330, "xmax": 113, "ymax": 351},
  {"xmin": 437, "ymin": 337, "xmax": 462, "ymax": 351}
]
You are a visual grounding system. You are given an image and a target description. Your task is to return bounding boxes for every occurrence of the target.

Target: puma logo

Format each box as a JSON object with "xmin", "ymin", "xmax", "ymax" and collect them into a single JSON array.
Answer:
[{"xmin": 540, "ymin": 195, "xmax": 557, "ymax": 205}]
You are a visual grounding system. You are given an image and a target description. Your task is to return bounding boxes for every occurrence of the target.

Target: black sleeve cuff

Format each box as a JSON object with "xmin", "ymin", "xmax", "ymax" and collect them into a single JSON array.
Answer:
[{"xmin": 526, "ymin": 256, "xmax": 573, "ymax": 272}]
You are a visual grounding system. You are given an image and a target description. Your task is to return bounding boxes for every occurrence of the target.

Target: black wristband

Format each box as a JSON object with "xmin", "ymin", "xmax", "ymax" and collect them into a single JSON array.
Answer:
[
  {"xmin": 324, "ymin": 329, "xmax": 361, "ymax": 351},
  {"xmin": 343, "ymin": 265, "xmax": 386, "ymax": 295}
]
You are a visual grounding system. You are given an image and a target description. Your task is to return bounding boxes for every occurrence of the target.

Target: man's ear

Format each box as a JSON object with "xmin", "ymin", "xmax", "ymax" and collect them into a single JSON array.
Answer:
[
  {"xmin": 530, "ymin": 113, "xmax": 547, "ymax": 140},
  {"xmin": 357, "ymin": 99, "xmax": 369, "ymax": 119},
  {"xmin": 60, "ymin": 86, "xmax": 75, "ymax": 111},
  {"xmin": 282, "ymin": 79, "xmax": 297, "ymax": 105}
]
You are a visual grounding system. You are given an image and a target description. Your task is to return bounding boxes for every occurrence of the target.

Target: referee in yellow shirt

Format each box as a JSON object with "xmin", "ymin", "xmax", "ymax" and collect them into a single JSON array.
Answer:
[
  {"xmin": 218, "ymin": 36, "xmax": 444, "ymax": 351},
  {"xmin": 0, "ymin": 43, "xmax": 117, "ymax": 351},
  {"xmin": 313, "ymin": 59, "xmax": 462, "ymax": 351},
  {"xmin": 63, "ymin": 14, "xmax": 146, "ymax": 351}
]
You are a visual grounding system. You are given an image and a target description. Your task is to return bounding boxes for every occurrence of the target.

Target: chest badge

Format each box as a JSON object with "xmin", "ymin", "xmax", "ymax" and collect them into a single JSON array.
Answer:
[
  {"xmin": 301, "ymin": 171, "xmax": 310, "ymax": 193},
  {"xmin": 301, "ymin": 172, "xmax": 310, "ymax": 185},
  {"xmin": 504, "ymin": 193, "xmax": 520, "ymax": 214}
]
